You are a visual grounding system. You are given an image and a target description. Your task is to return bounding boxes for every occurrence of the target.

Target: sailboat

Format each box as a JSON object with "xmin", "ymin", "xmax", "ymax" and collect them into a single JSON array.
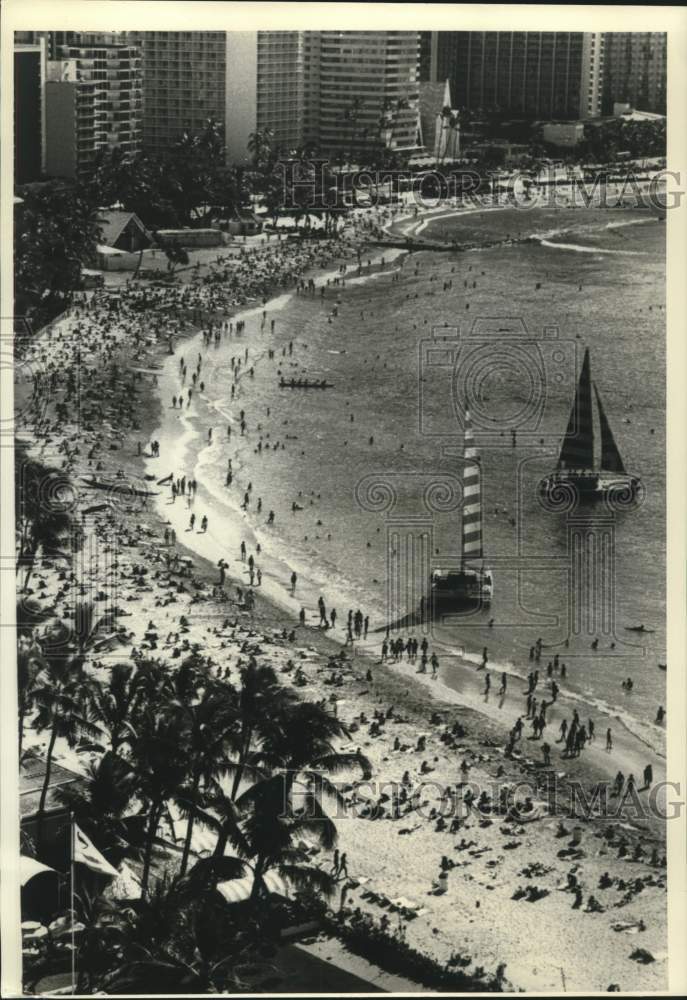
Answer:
[
  {"xmin": 430, "ymin": 410, "xmax": 493, "ymax": 611},
  {"xmin": 540, "ymin": 348, "xmax": 641, "ymax": 502}
]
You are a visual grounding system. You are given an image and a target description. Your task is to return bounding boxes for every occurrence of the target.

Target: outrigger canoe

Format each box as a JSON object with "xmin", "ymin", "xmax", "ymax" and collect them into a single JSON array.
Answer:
[{"xmin": 80, "ymin": 476, "xmax": 159, "ymax": 497}]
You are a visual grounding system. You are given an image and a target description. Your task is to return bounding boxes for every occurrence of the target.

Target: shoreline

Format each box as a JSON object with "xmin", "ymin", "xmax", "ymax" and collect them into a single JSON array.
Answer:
[
  {"xmin": 145, "ymin": 214, "xmax": 666, "ymax": 804},
  {"xmin": 15, "ymin": 211, "xmax": 668, "ymax": 992}
]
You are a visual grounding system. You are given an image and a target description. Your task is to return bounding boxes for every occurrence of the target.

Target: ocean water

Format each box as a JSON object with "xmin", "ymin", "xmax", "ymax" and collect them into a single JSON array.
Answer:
[{"xmin": 184, "ymin": 204, "xmax": 666, "ymax": 756}]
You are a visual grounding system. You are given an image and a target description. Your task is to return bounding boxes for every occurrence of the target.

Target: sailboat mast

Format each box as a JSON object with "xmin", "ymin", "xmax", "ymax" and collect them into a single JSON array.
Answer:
[{"xmin": 462, "ymin": 409, "xmax": 482, "ymax": 569}]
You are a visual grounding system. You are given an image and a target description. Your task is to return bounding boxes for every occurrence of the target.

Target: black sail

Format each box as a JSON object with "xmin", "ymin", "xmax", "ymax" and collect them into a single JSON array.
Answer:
[
  {"xmin": 594, "ymin": 383, "xmax": 627, "ymax": 474},
  {"xmin": 558, "ymin": 348, "xmax": 594, "ymax": 471}
]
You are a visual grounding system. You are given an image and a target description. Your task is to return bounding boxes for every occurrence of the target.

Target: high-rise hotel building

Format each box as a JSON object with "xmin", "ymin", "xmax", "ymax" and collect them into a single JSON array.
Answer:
[
  {"xmin": 43, "ymin": 32, "xmax": 142, "ymax": 180},
  {"xmin": 304, "ymin": 31, "xmax": 421, "ymax": 157},
  {"xmin": 602, "ymin": 32, "xmax": 667, "ymax": 115},
  {"xmin": 14, "ymin": 35, "xmax": 47, "ymax": 184},
  {"xmin": 420, "ymin": 31, "xmax": 604, "ymax": 120},
  {"xmin": 131, "ymin": 31, "xmax": 303, "ymax": 162},
  {"xmin": 134, "ymin": 30, "xmax": 420, "ymax": 164},
  {"xmin": 130, "ymin": 31, "xmax": 229, "ymax": 154},
  {"xmin": 224, "ymin": 31, "xmax": 304, "ymax": 163}
]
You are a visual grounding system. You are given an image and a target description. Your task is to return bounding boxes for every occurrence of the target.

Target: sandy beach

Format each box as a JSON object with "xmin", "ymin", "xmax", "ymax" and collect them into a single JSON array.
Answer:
[{"xmin": 15, "ymin": 203, "xmax": 668, "ymax": 992}]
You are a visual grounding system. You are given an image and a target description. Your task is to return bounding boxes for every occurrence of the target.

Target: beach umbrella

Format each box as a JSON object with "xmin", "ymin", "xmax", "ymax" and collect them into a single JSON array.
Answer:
[
  {"xmin": 20, "ymin": 856, "xmax": 57, "ymax": 887},
  {"xmin": 216, "ymin": 870, "xmax": 288, "ymax": 904}
]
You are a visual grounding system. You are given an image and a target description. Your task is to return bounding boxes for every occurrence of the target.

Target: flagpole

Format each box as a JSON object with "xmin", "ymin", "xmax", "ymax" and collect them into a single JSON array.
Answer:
[{"xmin": 70, "ymin": 811, "xmax": 75, "ymax": 995}]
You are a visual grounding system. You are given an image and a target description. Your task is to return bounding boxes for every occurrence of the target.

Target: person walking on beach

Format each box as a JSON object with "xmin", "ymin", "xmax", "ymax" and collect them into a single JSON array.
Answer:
[
  {"xmin": 606, "ymin": 728, "xmax": 613, "ymax": 752},
  {"xmin": 189, "ymin": 513, "xmax": 195, "ymax": 531},
  {"xmin": 330, "ymin": 608, "xmax": 337, "ymax": 629},
  {"xmin": 201, "ymin": 515, "xmax": 208, "ymax": 532},
  {"xmin": 431, "ymin": 653, "xmax": 439, "ymax": 679},
  {"xmin": 642, "ymin": 763, "xmax": 653, "ymax": 790},
  {"xmin": 240, "ymin": 541, "xmax": 246, "ymax": 561},
  {"xmin": 299, "ymin": 607, "xmax": 306, "ymax": 627},
  {"xmin": 381, "ymin": 639, "xmax": 388, "ymax": 663},
  {"xmin": 291, "ymin": 572, "xmax": 297, "ymax": 595}
]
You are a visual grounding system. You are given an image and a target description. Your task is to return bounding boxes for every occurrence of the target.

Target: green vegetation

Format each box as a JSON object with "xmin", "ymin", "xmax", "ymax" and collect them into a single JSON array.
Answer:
[{"xmin": 18, "ymin": 464, "xmax": 370, "ymax": 990}]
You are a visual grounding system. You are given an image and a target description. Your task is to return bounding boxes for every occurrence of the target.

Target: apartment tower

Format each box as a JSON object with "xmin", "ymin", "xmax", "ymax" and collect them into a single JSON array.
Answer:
[
  {"xmin": 420, "ymin": 31, "xmax": 604, "ymax": 120},
  {"xmin": 14, "ymin": 36, "xmax": 47, "ymax": 183},
  {"xmin": 44, "ymin": 32, "xmax": 142, "ymax": 180},
  {"xmin": 304, "ymin": 31, "xmax": 421, "ymax": 158},
  {"xmin": 602, "ymin": 32, "xmax": 667, "ymax": 115},
  {"xmin": 224, "ymin": 32, "xmax": 304, "ymax": 164}
]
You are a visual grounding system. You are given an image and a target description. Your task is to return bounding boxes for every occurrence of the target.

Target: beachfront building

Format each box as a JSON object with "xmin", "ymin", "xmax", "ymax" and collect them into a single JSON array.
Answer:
[
  {"xmin": 224, "ymin": 31, "xmax": 304, "ymax": 164},
  {"xmin": 43, "ymin": 33, "xmax": 142, "ymax": 180},
  {"xmin": 303, "ymin": 31, "xmax": 422, "ymax": 160},
  {"xmin": 130, "ymin": 31, "xmax": 228, "ymax": 154},
  {"xmin": 14, "ymin": 36, "xmax": 47, "ymax": 183},
  {"xmin": 419, "ymin": 31, "xmax": 604, "ymax": 120},
  {"xmin": 131, "ymin": 31, "xmax": 303, "ymax": 163},
  {"xmin": 602, "ymin": 32, "xmax": 667, "ymax": 115}
]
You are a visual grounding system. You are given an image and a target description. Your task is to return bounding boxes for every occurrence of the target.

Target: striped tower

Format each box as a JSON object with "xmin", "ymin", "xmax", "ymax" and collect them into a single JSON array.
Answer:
[{"xmin": 462, "ymin": 409, "xmax": 482, "ymax": 566}]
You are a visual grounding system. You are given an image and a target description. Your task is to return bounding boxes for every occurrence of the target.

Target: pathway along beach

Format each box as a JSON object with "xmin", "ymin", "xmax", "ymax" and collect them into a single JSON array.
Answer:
[{"xmin": 16, "ymin": 195, "xmax": 668, "ymax": 992}]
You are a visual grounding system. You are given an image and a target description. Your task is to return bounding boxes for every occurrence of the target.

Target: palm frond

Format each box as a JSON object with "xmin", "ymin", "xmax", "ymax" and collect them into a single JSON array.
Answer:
[{"xmin": 277, "ymin": 862, "xmax": 337, "ymax": 900}]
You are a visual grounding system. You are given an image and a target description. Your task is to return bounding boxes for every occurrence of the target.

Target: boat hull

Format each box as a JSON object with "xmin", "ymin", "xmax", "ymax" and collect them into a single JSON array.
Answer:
[
  {"xmin": 539, "ymin": 472, "xmax": 641, "ymax": 505},
  {"xmin": 430, "ymin": 569, "xmax": 492, "ymax": 612}
]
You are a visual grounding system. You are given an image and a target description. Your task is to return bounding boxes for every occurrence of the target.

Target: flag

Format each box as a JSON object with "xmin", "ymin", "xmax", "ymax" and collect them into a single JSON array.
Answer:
[{"xmin": 73, "ymin": 823, "xmax": 119, "ymax": 878}]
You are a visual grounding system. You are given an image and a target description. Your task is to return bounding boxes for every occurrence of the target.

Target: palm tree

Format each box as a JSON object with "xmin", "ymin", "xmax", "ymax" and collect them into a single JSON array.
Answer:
[
  {"xmin": 15, "ymin": 182, "xmax": 103, "ymax": 326},
  {"xmin": 233, "ymin": 773, "xmax": 338, "ymax": 904},
  {"xmin": 55, "ymin": 750, "xmax": 144, "ymax": 868},
  {"xmin": 181, "ymin": 775, "xmax": 338, "ymax": 904},
  {"xmin": 260, "ymin": 700, "xmax": 370, "ymax": 818},
  {"xmin": 62, "ymin": 600, "xmax": 118, "ymax": 673},
  {"xmin": 228, "ymin": 662, "xmax": 297, "ymax": 801},
  {"xmin": 98, "ymin": 871, "xmax": 271, "ymax": 994},
  {"xmin": 70, "ymin": 886, "xmax": 131, "ymax": 994},
  {"xmin": 32, "ymin": 653, "xmax": 103, "ymax": 848},
  {"xmin": 16, "ymin": 461, "xmax": 73, "ymax": 594},
  {"xmin": 130, "ymin": 704, "xmax": 189, "ymax": 898},
  {"xmin": 247, "ymin": 128, "xmax": 275, "ymax": 171},
  {"xmin": 176, "ymin": 781, "xmax": 245, "ymax": 861},
  {"xmin": 17, "ymin": 635, "xmax": 43, "ymax": 755},
  {"xmin": 173, "ymin": 683, "xmax": 238, "ymax": 876},
  {"xmin": 87, "ymin": 663, "xmax": 144, "ymax": 755}
]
